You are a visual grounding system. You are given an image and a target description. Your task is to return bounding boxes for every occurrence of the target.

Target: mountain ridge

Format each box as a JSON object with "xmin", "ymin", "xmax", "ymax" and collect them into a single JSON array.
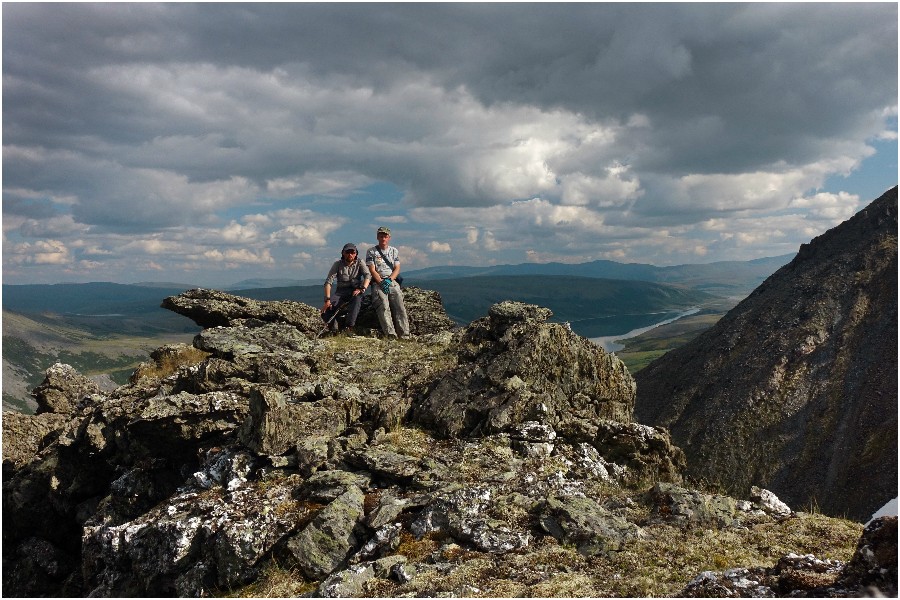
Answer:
[
  {"xmin": 635, "ymin": 186, "xmax": 898, "ymax": 522},
  {"xmin": 3, "ymin": 290, "xmax": 892, "ymax": 597}
]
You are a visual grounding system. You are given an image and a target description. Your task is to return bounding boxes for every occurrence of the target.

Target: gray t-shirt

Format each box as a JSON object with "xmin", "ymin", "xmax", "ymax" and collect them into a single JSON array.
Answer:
[{"xmin": 365, "ymin": 245, "xmax": 400, "ymax": 279}]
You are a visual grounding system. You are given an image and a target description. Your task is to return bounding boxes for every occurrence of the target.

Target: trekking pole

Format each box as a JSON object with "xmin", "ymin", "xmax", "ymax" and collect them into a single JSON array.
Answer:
[{"xmin": 317, "ymin": 297, "xmax": 351, "ymax": 338}]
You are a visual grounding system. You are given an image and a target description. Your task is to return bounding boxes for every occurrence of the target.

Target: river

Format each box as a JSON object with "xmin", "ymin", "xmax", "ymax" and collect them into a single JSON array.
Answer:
[{"xmin": 589, "ymin": 307, "xmax": 700, "ymax": 352}]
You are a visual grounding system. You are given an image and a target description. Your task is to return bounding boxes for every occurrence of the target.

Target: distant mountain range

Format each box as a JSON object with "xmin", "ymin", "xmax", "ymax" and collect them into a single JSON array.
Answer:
[
  {"xmin": 130, "ymin": 255, "xmax": 798, "ymax": 293},
  {"xmin": 403, "ymin": 255, "xmax": 794, "ymax": 297},
  {"xmin": 2, "ymin": 255, "xmax": 794, "ymax": 337}
]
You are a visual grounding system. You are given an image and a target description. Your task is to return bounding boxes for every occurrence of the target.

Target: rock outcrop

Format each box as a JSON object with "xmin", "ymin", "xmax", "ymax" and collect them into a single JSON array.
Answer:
[
  {"xmin": 2, "ymin": 287, "xmax": 890, "ymax": 597},
  {"xmin": 412, "ymin": 301, "xmax": 636, "ymax": 438},
  {"xmin": 162, "ymin": 285, "xmax": 455, "ymax": 337},
  {"xmin": 635, "ymin": 187, "xmax": 898, "ymax": 522},
  {"xmin": 33, "ymin": 362, "xmax": 102, "ymax": 415}
]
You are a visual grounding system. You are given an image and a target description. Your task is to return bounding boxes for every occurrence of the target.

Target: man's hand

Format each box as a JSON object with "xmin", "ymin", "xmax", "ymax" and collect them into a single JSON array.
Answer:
[
  {"xmin": 321, "ymin": 299, "xmax": 332, "ymax": 313},
  {"xmin": 381, "ymin": 278, "xmax": 392, "ymax": 294}
]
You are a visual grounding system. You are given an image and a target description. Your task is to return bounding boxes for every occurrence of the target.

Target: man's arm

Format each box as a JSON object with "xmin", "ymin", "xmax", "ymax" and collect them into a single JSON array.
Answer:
[
  {"xmin": 322, "ymin": 263, "xmax": 338, "ymax": 311},
  {"xmin": 355, "ymin": 259, "xmax": 371, "ymax": 295},
  {"xmin": 368, "ymin": 262, "xmax": 382, "ymax": 284}
]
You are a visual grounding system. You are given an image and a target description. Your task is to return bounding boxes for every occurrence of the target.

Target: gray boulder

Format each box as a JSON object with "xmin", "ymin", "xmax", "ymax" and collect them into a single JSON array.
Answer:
[
  {"xmin": 287, "ymin": 485, "xmax": 366, "ymax": 579},
  {"xmin": 82, "ymin": 467, "xmax": 306, "ymax": 596},
  {"xmin": 238, "ymin": 387, "xmax": 360, "ymax": 457},
  {"xmin": 161, "ymin": 288, "xmax": 323, "ymax": 334},
  {"xmin": 411, "ymin": 485, "xmax": 532, "ymax": 554},
  {"xmin": 539, "ymin": 494, "xmax": 644, "ymax": 556},
  {"xmin": 647, "ymin": 482, "xmax": 793, "ymax": 529},
  {"xmin": 589, "ymin": 420, "xmax": 687, "ymax": 485}
]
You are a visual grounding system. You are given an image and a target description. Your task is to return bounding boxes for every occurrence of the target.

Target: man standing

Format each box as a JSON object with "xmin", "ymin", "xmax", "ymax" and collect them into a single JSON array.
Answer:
[
  {"xmin": 365, "ymin": 226, "xmax": 410, "ymax": 339},
  {"xmin": 322, "ymin": 243, "xmax": 370, "ymax": 334}
]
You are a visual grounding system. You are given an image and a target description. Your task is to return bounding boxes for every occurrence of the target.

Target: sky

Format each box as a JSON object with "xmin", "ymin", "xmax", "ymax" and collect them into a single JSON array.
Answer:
[{"xmin": 2, "ymin": 3, "xmax": 897, "ymax": 288}]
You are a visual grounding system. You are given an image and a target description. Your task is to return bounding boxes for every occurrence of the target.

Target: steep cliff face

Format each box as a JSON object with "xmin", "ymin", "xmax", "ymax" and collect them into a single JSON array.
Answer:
[{"xmin": 635, "ymin": 187, "xmax": 898, "ymax": 522}]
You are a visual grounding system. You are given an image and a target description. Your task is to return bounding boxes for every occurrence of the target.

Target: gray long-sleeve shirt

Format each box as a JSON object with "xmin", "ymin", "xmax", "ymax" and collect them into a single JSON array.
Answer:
[{"xmin": 325, "ymin": 258, "xmax": 369, "ymax": 292}]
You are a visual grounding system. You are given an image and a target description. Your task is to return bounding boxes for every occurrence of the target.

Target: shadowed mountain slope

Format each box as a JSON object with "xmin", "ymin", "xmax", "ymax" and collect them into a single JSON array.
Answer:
[{"xmin": 635, "ymin": 186, "xmax": 898, "ymax": 522}]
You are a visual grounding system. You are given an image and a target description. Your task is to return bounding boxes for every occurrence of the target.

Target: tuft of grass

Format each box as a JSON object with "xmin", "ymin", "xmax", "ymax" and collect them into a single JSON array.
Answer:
[
  {"xmin": 130, "ymin": 346, "xmax": 210, "ymax": 382},
  {"xmin": 377, "ymin": 425, "xmax": 438, "ymax": 459},
  {"xmin": 219, "ymin": 560, "xmax": 316, "ymax": 598},
  {"xmin": 395, "ymin": 530, "xmax": 442, "ymax": 562}
]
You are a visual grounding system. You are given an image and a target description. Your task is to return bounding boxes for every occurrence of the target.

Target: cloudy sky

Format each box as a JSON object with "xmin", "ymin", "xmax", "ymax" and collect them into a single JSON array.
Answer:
[{"xmin": 3, "ymin": 3, "xmax": 897, "ymax": 287}]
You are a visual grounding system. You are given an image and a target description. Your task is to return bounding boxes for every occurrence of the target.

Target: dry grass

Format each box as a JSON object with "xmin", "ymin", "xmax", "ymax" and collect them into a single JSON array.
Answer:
[
  {"xmin": 226, "ymin": 508, "xmax": 862, "ymax": 598},
  {"xmin": 585, "ymin": 511, "xmax": 862, "ymax": 597},
  {"xmin": 130, "ymin": 346, "xmax": 210, "ymax": 382},
  {"xmin": 377, "ymin": 425, "xmax": 438, "ymax": 459},
  {"xmin": 218, "ymin": 560, "xmax": 316, "ymax": 598}
]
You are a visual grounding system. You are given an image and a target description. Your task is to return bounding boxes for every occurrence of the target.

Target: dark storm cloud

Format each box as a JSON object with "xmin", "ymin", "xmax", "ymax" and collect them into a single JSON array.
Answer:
[
  {"xmin": 6, "ymin": 3, "xmax": 894, "ymax": 176},
  {"xmin": 2, "ymin": 3, "xmax": 896, "ymax": 285}
]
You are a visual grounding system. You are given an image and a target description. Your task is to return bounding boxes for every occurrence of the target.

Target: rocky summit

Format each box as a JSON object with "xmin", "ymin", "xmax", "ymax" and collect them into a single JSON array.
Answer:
[
  {"xmin": 2, "ymin": 285, "xmax": 895, "ymax": 597},
  {"xmin": 635, "ymin": 187, "xmax": 898, "ymax": 523}
]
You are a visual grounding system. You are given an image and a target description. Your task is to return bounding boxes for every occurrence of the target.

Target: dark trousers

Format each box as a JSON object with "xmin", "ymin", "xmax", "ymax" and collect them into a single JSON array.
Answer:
[{"xmin": 323, "ymin": 289, "xmax": 363, "ymax": 329}]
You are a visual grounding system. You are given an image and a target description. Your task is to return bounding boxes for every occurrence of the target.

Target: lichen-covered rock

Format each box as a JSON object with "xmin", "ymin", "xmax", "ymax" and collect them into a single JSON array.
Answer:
[
  {"xmin": 196, "ymin": 322, "xmax": 316, "ymax": 358},
  {"xmin": 648, "ymin": 482, "xmax": 746, "ymax": 528},
  {"xmin": 411, "ymin": 484, "xmax": 532, "ymax": 553},
  {"xmin": 837, "ymin": 516, "xmax": 898, "ymax": 595},
  {"xmin": 588, "ymin": 420, "xmax": 687, "ymax": 484},
  {"xmin": 127, "ymin": 390, "xmax": 248, "ymax": 454},
  {"xmin": 82, "ymin": 462, "xmax": 309, "ymax": 597},
  {"xmin": 287, "ymin": 486, "xmax": 366, "ymax": 579},
  {"xmin": 162, "ymin": 288, "xmax": 324, "ymax": 334},
  {"xmin": 299, "ymin": 470, "xmax": 372, "ymax": 503},
  {"xmin": 32, "ymin": 362, "xmax": 102, "ymax": 415},
  {"xmin": 412, "ymin": 301, "xmax": 635, "ymax": 439},
  {"xmin": 345, "ymin": 446, "xmax": 424, "ymax": 482},
  {"xmin": 648, "ymin": 482, "xmax": 793, "ymax": 529},
  {"xmin": 1, "ymin": 411, "xmax": 69, "ymax": 472},
  {"xmin": 238, "ymin": 387, "xmax": 360, "ymax": 457},
  {"xmin": 750, "ymin": 485, "xmax": 792, "ymax": 517},
  {"xmin": 319, "ymin": 562, "xmax": 377, "ymax": 598},
  {"xmin": 540, "ymin": 494, "xmax": 643, "ymax": 555}
]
